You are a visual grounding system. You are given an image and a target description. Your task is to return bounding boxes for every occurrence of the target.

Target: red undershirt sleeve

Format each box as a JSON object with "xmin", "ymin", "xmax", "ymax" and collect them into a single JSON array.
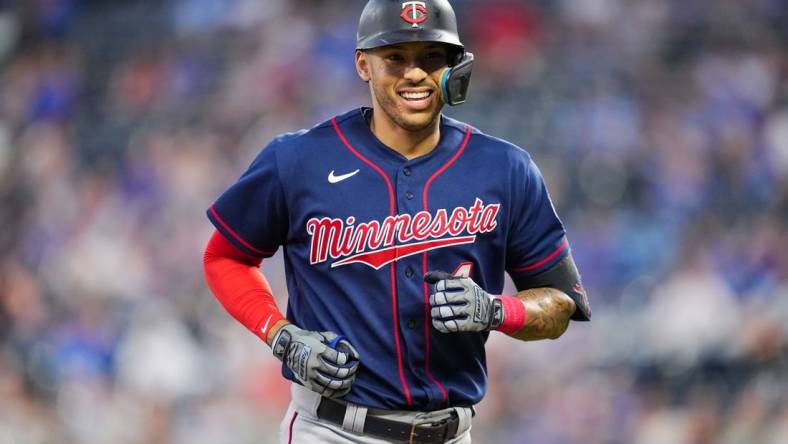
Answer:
[{"xmin": 203, "ymin": 230, "xmax": 287, "ymax": 343}]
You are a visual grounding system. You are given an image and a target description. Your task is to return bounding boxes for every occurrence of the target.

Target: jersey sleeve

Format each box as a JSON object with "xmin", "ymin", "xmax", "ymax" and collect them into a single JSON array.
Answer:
[
  {"xmin": 505, "ymin": 152, "xmax": 568, "ymax": 276},
  {"xmin": 206, "ymin": 142, "xmax": 288, "ymax": 258}
]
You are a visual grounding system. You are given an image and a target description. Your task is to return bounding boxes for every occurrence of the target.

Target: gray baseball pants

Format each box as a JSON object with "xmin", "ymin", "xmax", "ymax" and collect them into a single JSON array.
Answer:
[{"xmin": 280, "ymin": 384, "xmax": 473, "ymax": 443}]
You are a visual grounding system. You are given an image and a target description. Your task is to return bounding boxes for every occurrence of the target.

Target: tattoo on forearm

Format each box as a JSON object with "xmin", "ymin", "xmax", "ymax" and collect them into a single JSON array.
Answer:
[{"xmin": 511, "ymin": 288, "xmax": 575, "ymax": 341}]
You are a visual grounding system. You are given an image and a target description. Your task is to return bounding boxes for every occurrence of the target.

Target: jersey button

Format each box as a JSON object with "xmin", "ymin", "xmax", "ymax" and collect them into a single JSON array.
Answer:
[
  {"xmin": 405, "ymin": 267, "xmax": 414, "ymax": 278},
  {"xmin": 403, "ymin": 167, "xmax": 412, "ymax": 176},
  {"xmin": 406, "ymin": 318, "xmax": 417, "ymax": 329},
  {"xmin": 406, "ymin": 192, "xmax": 414, "ymax": 200}
]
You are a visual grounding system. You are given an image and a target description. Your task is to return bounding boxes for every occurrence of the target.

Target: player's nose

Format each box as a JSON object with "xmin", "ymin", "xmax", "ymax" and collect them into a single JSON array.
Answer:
[{"xmin": 403, "ymin": 66, "xmax": 429, "ymax": 83}]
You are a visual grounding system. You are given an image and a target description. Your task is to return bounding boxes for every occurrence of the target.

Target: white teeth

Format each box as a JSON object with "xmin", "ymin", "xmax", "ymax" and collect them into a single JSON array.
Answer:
[{"xmin": 400, "ymin": 91, "xmax": 431, "ymax": 100}]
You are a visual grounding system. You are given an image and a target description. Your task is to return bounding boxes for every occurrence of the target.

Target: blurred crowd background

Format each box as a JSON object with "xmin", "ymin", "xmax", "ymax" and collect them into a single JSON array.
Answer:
[{"xmin": 1, "ymin": 0, "xmax": 787, "ymax": 443}]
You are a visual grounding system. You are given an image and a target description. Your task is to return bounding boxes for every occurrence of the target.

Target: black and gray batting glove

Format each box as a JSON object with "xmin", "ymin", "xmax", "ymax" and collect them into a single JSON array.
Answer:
[
  {"xmin": 271, "ymin": 324, "xmax": 360, "ymax": 398},
  {"xmin": 424, "ymin": 271, "xmax": 504, "ymax": 333}
]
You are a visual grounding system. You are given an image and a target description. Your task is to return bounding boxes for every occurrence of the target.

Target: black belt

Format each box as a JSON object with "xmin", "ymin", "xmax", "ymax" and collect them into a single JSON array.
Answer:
[{"xmin": 316, "ymin": 397, "xmax": 461, "ymax": 444}]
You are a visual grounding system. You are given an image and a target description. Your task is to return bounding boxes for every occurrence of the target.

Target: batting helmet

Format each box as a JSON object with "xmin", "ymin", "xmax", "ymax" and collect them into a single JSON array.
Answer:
[{"xmin": 356, "ymin": 0, "xmax": 474, "ymax": 106}]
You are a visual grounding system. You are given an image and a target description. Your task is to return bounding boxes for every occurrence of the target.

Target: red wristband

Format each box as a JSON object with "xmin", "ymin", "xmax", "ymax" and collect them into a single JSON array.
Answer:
[{"xmin": 496, "ymin": 295, "xmax": 527, "ymax": 335}]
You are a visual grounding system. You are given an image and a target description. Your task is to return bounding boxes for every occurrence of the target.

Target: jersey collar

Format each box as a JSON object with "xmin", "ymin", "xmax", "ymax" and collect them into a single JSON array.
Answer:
[{"xmin": 346, "ymin": 107, "xmax": 465, "ymax": 167}]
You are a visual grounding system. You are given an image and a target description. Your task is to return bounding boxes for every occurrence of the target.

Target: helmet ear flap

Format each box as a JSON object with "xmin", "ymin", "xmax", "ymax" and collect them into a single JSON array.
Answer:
[{"xmin": 441, "ymin": 52, "xmax": 474, "ymax": 106}]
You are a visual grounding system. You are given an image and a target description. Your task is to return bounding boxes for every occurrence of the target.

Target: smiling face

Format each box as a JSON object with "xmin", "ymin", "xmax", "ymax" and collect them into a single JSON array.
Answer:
[{"xmin": 356, "ymin": 42, "xmax": 451, "ymax": 132}]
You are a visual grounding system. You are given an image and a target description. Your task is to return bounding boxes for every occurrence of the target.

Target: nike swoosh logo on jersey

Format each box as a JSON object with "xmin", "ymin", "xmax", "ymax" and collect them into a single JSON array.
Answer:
[{"xmin": 328, "ymin": 169, "xmax": 360, "ymax": 184}]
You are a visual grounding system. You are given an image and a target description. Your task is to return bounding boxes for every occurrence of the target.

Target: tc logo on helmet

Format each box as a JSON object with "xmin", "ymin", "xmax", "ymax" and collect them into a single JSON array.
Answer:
[{"xmin": 401, "ymin": 1, "xmax": 428, "ymax": 28}]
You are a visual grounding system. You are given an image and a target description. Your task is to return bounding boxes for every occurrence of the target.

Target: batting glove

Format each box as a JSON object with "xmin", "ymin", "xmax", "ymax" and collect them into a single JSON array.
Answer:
[
  {"xmin": 424, "ymin": 271, "xmax": 504, "ymax": 333},
  {"xmin": 271, "ymin": 324, "xmax": 360, "ymax": 398}
]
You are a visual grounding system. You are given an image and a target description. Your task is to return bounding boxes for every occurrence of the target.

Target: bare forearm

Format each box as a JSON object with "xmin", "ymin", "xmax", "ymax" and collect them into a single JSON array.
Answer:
[{"xmin": 509, "ymin": 288, "xmax": 576, "ymax": 341}]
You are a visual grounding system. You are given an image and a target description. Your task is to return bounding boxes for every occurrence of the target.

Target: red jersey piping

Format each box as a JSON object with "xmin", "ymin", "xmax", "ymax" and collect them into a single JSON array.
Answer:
[{"xmin": 331, "ymin": 116, "xmax": 412, "ymax": 407}]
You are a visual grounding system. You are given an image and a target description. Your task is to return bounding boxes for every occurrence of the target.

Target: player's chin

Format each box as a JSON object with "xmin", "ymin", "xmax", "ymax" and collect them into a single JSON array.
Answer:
[{"xmin": 394, "ymin": 103, "xmax": 442, "ymax": 131}]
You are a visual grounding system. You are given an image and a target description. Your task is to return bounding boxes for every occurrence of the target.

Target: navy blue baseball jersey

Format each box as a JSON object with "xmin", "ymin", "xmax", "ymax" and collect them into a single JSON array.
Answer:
[{"xmin": 207, "ymin": 107, "xmax": 590, "ymax": 411}]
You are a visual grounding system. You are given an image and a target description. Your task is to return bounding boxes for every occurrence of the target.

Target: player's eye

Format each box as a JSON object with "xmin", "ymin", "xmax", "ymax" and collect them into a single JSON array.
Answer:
[
  {"xmin": 386, "ymin": 53, "xmax": 405, "ymax": 62},
  {"xmin": 422, "ymin": 51, "xmax": 447, "ymax": 70}
]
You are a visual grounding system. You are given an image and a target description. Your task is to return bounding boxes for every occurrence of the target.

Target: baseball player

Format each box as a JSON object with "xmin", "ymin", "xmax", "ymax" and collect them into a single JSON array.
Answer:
[{"xmin": 203, "ymin": 1, "xmax": 591, "ymax": 442}]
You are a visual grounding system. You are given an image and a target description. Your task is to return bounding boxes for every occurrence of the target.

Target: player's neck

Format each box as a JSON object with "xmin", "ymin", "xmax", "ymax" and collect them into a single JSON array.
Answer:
[{"xmin": 369, "ymin": 110, "xmax": 440, "ymax": 160}]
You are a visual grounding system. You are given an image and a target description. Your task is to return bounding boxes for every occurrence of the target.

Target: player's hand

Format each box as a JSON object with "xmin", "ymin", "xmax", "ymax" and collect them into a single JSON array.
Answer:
[
  {"xmin": 424, "ymin": 271, "xmax": 504, "ymax": 333},
  {"xmin": 271, "ymin": 324, "xmax": 360, "ymax": 398}
]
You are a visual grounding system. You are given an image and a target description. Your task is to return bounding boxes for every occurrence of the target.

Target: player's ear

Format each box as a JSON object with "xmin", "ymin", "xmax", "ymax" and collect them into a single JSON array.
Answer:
[{"xmin": 355, "ymin": 50, "xmax": 371, "ymax": 83}]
